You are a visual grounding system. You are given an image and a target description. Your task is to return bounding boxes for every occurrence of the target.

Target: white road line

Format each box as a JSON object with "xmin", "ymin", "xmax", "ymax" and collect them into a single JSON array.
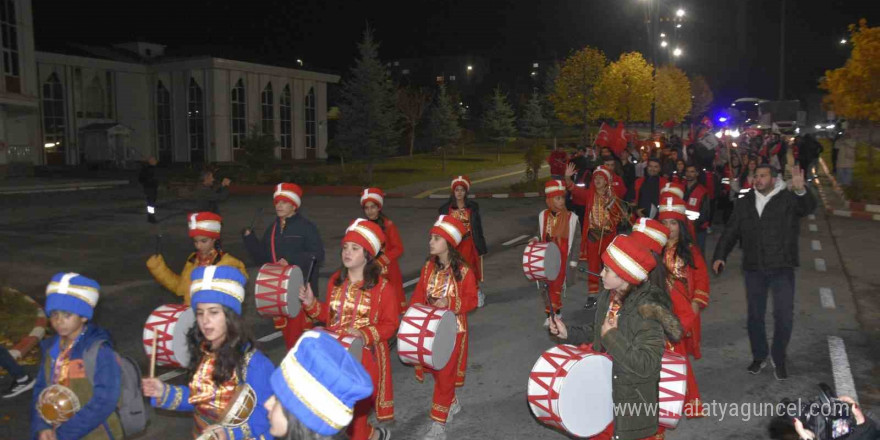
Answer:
[
  {"xmin": 809, "ymin": 224, "xmax": 818, "ymax": 232},
  {"xmin": 808, "ymin": 214, "xmax": 816, "ymax": 220},
  {"xmin": 827, "ymin": 336, "xmax": 859, "ymax": 403},
  {"xmin": 403, "ymin": 278, "xmax": 419, "ymax": 288},
  {"xmin": 503, "ymin": 234, "xmax": 530, "ymax": 246},
  {"xmin": 819, "ymin": 288, "xmax": 836, "ymax": 309},
  {"xmin": 814, "ymin": 258, "xmax": 827, "ymax": 272},
  {"xmin": 811, "ymin": 240, "xmax": 822, "ymax": 251},
  {"xmin": 258, "ymin": 331, "xmax": 283, "ymax": 343}
]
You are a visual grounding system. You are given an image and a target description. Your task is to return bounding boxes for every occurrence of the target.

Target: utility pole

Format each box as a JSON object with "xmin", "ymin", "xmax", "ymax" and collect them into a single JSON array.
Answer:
[
  {"xmin": 650, "ymin": 0, "xmax": 659, "ymax": 135},
  {"xmin": 778, "ymin": 0, "xmax": 786, "ymax": 100}
]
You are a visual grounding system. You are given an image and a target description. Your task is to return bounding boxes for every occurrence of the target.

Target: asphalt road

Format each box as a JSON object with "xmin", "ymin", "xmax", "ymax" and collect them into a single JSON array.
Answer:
[{"xmin": 1, "ymin": 186, "xmax": 877, "ymax": 439}]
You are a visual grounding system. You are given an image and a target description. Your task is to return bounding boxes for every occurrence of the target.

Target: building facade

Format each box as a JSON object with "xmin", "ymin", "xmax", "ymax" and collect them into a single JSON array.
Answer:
[{"xmin": 0, "ymin": 0, "xmax": 339, "ymax": 175}]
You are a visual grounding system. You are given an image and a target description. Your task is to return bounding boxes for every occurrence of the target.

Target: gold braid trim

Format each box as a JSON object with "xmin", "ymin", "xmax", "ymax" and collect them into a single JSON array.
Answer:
[
  {"xmin": 159, "ymin": 384, "xmax": 170, "ymax": 407},
  {"xmin": 169, "ymin": 387, "xmax": 183, "ymax": 410}
]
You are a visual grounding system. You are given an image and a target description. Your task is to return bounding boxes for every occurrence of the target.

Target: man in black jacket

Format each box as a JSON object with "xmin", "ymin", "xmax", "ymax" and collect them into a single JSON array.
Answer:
[
  {"xmin": 712, "ymin": 164, "xmax": 816, "ymax": 380},
  {"xmin": 138, "ymin": 157, "xmax": 159, "ymax": 223}
]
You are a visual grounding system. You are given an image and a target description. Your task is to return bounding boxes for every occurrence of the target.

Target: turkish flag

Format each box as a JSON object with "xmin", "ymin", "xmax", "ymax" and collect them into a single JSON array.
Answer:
[
  {"xmin": 662, "ymin": 120, "xmax": 676, "ymax": 129},
  {"xmin": 609, "ymin": 122, "xmax": 628, "ymax": 156},
  {"xmin": 595, "ymin": 122, "xmax": 612, "ymax": 147}
]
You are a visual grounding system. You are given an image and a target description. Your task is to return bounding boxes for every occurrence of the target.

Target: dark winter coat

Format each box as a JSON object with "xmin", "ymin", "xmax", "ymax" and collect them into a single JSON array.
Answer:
[
  {"xmin": 564, "ymin": 282, "xmax": 683, "ymax": 440},
  {"xmin": 243, "ymin": 213, "xmax": 325, "ymax": 293},
  {"xmin": 438, "ymin": 199, "xmax": 488, "ymax": 255},
  {"xmin": 712, "ymin": 180, "xmax": 817, "ymax": 270}
]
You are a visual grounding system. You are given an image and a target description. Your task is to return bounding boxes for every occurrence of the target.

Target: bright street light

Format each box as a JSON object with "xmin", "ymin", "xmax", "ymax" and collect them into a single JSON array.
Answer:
[
  {"xmin": 673, "ymin": 47, "xmax": 682, "ymax": 57},
  {"xmin": 839, "ymin": 39, "xmax": 847, "ymax": 44},
  {"xmin": 660, "ymin": 32, "xmax": 666, "ymax": 38},
  {"xmin": 661, "ymin": 40, "xmax": 668, "ymax": 47},
  {"xmin": 467, "ymin": 65, "xmax": 473, "ymax": 71},
  {"xmin": 676, "ymin": 23, "xmax": 682, "ymax": 28},
  {"xmin": 676, "ymin": 8, "xmax": 685, "ymax": 17}
]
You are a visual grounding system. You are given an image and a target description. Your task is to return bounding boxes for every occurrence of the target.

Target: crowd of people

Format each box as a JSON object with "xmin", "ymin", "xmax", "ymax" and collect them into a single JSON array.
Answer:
[{"xmin": 2, "ymin": 124, "xmax": 877, "ymax": 440}]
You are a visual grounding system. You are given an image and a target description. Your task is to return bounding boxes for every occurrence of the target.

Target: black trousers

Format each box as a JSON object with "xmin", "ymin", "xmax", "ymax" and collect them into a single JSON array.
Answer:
[{"xmin": 744, "ymin": 268, "xmax": 795, "ymax": 366}]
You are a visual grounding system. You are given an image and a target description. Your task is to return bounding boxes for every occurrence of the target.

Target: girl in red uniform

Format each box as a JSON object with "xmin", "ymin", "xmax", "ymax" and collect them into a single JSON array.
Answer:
[
  {"xmin": 438, "ymin": 176, "xmax": 487, "ymax": 307},
  {"xmin": 529, "ymin": 179, "xmax": 579, "ymax": 324},
  {"xmin": 361, "ymin": 187, "xmax": 406, "ymax": 309},
  {"xmin": 299, "ymin": 219, "xmax": 398, "ymax": 440},
  {"xmin": 658, "ymin": 195, "xmax": 710, "ymax": 418},
  {"xmin": 409, "ymin": 215, "xmax": 479, "ymax": 440}
]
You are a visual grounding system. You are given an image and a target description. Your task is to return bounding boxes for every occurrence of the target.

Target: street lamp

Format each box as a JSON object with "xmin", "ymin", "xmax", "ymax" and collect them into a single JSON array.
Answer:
[
  {"xmin": 839, "ymin": 39, "xmax": 847, "ymax": 44},
  {"xmin": 676, "ymin": 8, "xmax": 685, "ymax": 17},
  {"xmin": 661, "ymin": 40, "xmax": 668, "ymax": 47},
  {"xmin": 660, "ymin": 32, "xmax": 666, "ymax": 38},
  {"xmin": 676, "ymin": 23, "xmax": 682, "ymax": 28},
  {"xmin": 673, "ymin": 47, "xmax": 682, "ymax": 57},
  {"xmin": 467, "ymin": 65, "xmax": 473, "ymax": 71}
]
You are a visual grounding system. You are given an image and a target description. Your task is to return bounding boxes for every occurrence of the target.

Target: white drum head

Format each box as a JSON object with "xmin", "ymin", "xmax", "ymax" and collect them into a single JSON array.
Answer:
[
  {"xmin": 558, "ymin": 355, "xmax": 614, "ymax": 437},
  {"xmin": 172, "ymin": 307, "xmax": 195, "ymax": 368},
  {"xmin": 284, "ymin": 266, "xmax": 304, "ymax": 317},
  {"xmin": 429, "ymin": 311, "xmax": 458, "ymax": 370},
  {"xmin": 542, "ymin": 242, "xmax": 562, "ymax": 282}
]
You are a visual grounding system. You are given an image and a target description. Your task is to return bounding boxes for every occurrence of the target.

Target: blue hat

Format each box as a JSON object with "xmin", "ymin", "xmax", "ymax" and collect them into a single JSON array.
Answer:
[
  {"xmin": 270, "ymin": 330, "xmax": 373, "ymax": 436},
  {"xmin": 190, "ymin": 266, "xmax": 246, "ymax": 315},
  {"xmin": 45, "ymin": 272, "xmax": 100, "ymax": 320}
]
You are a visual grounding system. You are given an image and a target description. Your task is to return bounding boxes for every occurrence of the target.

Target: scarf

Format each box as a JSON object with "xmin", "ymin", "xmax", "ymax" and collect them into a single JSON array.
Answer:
[{"xmin": 544, "ymin": 198, "xmax": 571, "ymax": 243}]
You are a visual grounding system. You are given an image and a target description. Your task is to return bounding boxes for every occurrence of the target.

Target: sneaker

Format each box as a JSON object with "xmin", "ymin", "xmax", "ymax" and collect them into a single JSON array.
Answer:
[
  {"xmin": 477, "ymin": 289, "xmax": 485, "ymax": 308},
  {"xmin": 373, "ymin": 426, "xmax": 391, "ymax": 440},
  {"xmin": 746, "ymin": 359, "xmax": 767, "ymax": 375},
  {"xmin": 446, "ymin": 399, "xmax": 462, "ymax": 424},
  {"xmin": 584, "ymin": 296, "xmax": 598, "ymax": 310},
  {"xmin": 2, "ymin": 374, "xmax": 35, "ymax": 399},
  {"xmin": 770, "ymin": 359, "xmax": 788, "ymax": 381},
  {"xmin": 423, "ymin": 422, "xmax": 447, "ymax": 440}
]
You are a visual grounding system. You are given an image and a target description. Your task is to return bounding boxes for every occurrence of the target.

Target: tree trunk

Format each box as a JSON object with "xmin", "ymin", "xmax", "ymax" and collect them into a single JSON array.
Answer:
[
  {"xmin": 408, "ymin": 124, "xmax": 416, "ymax": 157},
  {"xmin": 497, "ymin": 142, "xmax": 503, "ymax": 162},
  {"xmin": 340, "ymin": 155, "xmax": 346, "ymax": 172},
  {"xmin": 460, "ymin": 142, "xmax": 465, "ymax": 156},
  {"xmin": 441, "ymin": 147, "xmax": 447, "ymax": 173}
]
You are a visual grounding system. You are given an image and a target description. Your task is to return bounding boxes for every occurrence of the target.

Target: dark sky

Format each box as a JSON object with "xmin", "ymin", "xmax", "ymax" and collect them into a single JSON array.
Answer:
[{"xmin": 33, "ymin": 0, "xmax": 876, "ymax": 109}]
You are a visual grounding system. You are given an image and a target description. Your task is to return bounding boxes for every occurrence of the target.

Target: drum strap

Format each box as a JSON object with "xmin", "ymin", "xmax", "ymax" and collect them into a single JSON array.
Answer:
[{"xmin": 270, "ymin": 222, "xmax": 278, "ymax": 263}]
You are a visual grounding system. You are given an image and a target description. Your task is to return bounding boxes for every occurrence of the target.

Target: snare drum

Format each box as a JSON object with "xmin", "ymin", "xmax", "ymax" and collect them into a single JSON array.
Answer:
[
  {"xmin": 527, "ymin": 345, "xmax": 613, "ymax": 438},
  {"xmin": 314, "ymin": 328, "xmax": 365, "ymax": 363},
  {"xmin": 254, "ymin": 263, "xmax": 304, "ymax": 318},
  {"xmin": 218, "ymin": 384, "xmax": 257, "ymax": 427},
  {"xmin": 522, "ymin": 241, "xmax": 562, "ymax": 282},
  {"xmin": 397, "ymin": 303, "xmax": 457, "ymax": 370},
  {"xmin": 36, "ymin": 384, "xmax": 81, "ymax": 425},
  {"xmin": 659, "ymin": 350, "xmax": 688, "ymax": 428},
  {"xmin": 143, "ymin": 303, "xmax": 195, "ymax": 368}
]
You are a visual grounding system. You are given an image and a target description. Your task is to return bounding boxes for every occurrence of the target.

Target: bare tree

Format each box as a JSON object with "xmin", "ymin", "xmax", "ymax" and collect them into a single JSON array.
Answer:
[{"xmin": 397, "ymin": 87, "xmax": 432, "ymax": 157}]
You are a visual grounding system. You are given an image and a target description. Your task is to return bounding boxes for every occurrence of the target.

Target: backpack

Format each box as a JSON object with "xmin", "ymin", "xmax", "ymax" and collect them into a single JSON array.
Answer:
[{"xmin": 84, "ymin": 341, "xmax": 149, "ymax": 438}]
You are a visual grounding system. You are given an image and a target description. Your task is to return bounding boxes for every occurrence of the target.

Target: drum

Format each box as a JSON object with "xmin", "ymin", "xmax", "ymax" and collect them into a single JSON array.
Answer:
[
  {"xmin": 254, "ymin": 263, "xmax": 303, "ymax": 318},
  {"xmin": 522, "ymin": 241, "xmax": 562, "ymax": 282},
  {"xmin": 527, "ymin": 345, "xmax": 613, "ymax": 438},
  {"xmin": 314, "ymin": 328, "xmax": 365, "ymax": 363},
  {"xmin": 37, "ymin": 384, "xmax": 81, "ymax": 425},
  {"xmin": 659, "ymin": 350, "xmax": 688, "ymax": 428},
  {"xmin": 397, "ymin": 303, "xmax": 457, "ymax": 370},
  {"xmin": 195, "ymin": 425, "xmax": 227, "ymax": 440},
  {"xmin": 218, "ymin": 384, "xmax": 257, "ymax": 427},
  {"xmin": 143, "ymin": 303, "xmax": 195, "ymax": 368}
]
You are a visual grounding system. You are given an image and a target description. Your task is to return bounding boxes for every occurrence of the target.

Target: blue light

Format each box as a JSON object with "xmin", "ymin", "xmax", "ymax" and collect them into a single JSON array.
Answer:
[{"xmin": 718, "ymin": 117, "xmax": 728, "ymax": 123}]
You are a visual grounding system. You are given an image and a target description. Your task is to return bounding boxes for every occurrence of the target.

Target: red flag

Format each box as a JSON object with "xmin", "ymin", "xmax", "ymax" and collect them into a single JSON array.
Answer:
[
  {"xmin": 687, "ymin": 125, "xmax": 696, "ymax": 145},
  {"xmin": 662, "ymin": 120, "xmax": 676, "ymax": 129},
  {"xmin": 609, "ymin": 122, "xmax": 628, "ymax": 156},
  {"xmin": 700, "ymin": 116, "xmax": 713, "ymax": 128},
  {"xmin": 594, "ymin": 122, "xmax": 612, "ymax": 147}
]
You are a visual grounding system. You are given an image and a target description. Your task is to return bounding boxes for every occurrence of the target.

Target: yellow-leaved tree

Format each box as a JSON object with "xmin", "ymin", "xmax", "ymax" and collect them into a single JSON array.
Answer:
[
  {"xmin": 550, "ymin": 46, "xmax": 607, "ymax": 145},
  {"xmin": 820, "ymin": 19, "xmax": 880, "ymax": 164},
  {"xmin": 595, "ymin": 52, "xmax": 654, "ymax": 126},
  {"xmin": 655, "ymin": 66, "xmax": 692, "ymax": 125}
]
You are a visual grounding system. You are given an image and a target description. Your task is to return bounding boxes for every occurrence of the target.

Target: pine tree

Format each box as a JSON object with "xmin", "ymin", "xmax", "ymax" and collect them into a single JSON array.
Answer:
[
  {"xmin": 427, "ymin": 84, "xmax": 461, "ymax": 150},
  {"xmin": 519, "ymin": 90, "xmax": 549, "ymax": 140},
  {"xmin": 334, "ymin": 26, "xmax": 401, "ymax": 183},
  {"xmin": 481, "ymin": 87, "xmax": 517, "ymax": 161}
]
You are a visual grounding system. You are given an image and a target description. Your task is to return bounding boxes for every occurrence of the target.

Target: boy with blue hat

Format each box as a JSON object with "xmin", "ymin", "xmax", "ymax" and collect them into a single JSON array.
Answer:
[
  {"xmin": 263, "ymin": 330, "xmax": 373, "ymax": 439},
  {"xmin": 31, "ymin": 272, "xmax": 124, "ymax": 440}
]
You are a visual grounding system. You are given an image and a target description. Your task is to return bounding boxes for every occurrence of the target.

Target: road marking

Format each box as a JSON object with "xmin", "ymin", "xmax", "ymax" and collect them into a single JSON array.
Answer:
[
  {"xmin": 258, "ymin": 331, "xmax": 283, "ymax": 343},
  {"xmin": 503, "ymin": 234, "xmax": 530, "ymax": 246},
  {"xmin": 413, "ymin": 165, "xmax": 549, "ymax": 198},
  {"xmin": 811, "ymin": 240, "xmax": 822, "ymax": 251},
  {"xmin": 808, "ymin": 214, "xmax": 816, "ymax": 220},
  {"xmin": 819, "ymin": 288, "xmax": 836, "ymax": 309},
  {"xmin": 403, "ymin": 278, "xmax": 419, "ymax": 288},
  {"xmin": 828, "ymin": 336, "xmax": 859, "ymax": 403},
  {"xmin": 814, "ymin": 258, "xmax": 827, "ymax": 272}
]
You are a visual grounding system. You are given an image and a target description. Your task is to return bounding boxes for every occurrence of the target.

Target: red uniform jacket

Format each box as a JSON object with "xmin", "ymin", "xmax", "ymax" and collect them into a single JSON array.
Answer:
[
  {"xmin": 304, "ymin": 272, "xmax": 400, "ymax": 421},
  {"xmin": 663, "ymin": 244, "xmax": 710, "ymax": 359},
  {"xmin": 377, "ymin": 219, "xmax": 406, "ymax": 308},
  {"xmin": 408, "ymin": 260, "xmax": 479, "ymax": 385}
]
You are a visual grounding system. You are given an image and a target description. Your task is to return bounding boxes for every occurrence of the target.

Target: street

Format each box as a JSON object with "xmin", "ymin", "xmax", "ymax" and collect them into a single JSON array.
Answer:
[{"xmin": 1, "ymin": 185, "xmax": 877, "ymax": 440}]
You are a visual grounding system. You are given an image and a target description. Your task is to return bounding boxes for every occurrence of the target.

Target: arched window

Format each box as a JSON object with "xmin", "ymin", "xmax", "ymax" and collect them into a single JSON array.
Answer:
[
  {"xmin": 261, "ymin": 83, "xmax": 274, "ymax": 135},
  {"xmin": 42, "ymin": 73, "xmax": 65, "ymax": 154},
  {"xmin": 231, "ymin": 79, "xmax": 246, "ymax": 149},
  {"xmin": 279, "ymin": 85, "xmax": 292, "ymax": 149},
  {"xmin": 305, "ymin": 87, "xmax": 316, "ymax": 151},
  {"xmin": 188, "ymin": 78, "xmax": 205, "ymax": 162},
  {"xmin": 156, "ymin": 80, "xmax": 173, "ymax": 162},
  {"xmin": 84, "ymin": 77, "xmax": 105, "ymax": 118},
  {"xmin": 1, "ymin": 0, "xmax": 21, "ymax": 88}
]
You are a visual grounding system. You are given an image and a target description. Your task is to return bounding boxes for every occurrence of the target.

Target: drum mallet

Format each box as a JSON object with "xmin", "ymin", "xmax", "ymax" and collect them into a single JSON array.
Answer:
[
  {"xmin": 576, "ymin": 266, "xmax": 602, "ymax": 278},
  {"xmin": 248, "ymin": 208, "xmax": 263, "ymax": 232},
  {"xmin": 149, "ymin": 332, "xmax": 158, "ymax": 378}
]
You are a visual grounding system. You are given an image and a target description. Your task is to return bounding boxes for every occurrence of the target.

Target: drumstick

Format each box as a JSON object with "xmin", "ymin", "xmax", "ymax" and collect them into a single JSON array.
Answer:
[
  {"xmin": 304, "ymin": 255, "xmax": 317, "ymax": 285},
  {"xmin": 248, "ymin": 208, "xmax": 263, "ymax": 231},
  {"xmin": 149, "ymin": 332, "xmax": 158, "ymax": 378},
  {"xmin": 577, "ymin": 266, "xmax": 602, "ymax": 278}
]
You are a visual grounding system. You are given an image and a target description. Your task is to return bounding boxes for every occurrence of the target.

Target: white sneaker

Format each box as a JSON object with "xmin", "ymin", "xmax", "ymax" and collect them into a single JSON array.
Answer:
[
  {"xmin": 446, "ymin": 399, "xmax": 462, "ymax": 425},
  {"xmin": 477, "ymin": 289, "xmax": 485, "ymax": 308},
  {"xmin": 423, "ymin": 422, "xmax": 447, "ymax": 440}
]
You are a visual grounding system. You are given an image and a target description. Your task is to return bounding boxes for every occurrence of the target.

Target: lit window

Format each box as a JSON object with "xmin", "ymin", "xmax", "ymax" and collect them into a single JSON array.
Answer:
[
  {"xmin": 436, "ymin": 76, "xmax": 444, "ymax": 82},
  {"xmin": 402, "ymin": 69, "xmax": 410, "ymax": 75},
  {"xmin": 449, "ymin": 75, "xmax": 456, "ymax": 81},
  {"xmin": 533, "ymin": 62, "xmax": 539, "ymax": 68},
  {"xmin": 42, "ymin": 73, "xmax": 65, "ymax": 154},
  {"xmin": 188, "ymin": 78, "xmax": 205, "ymax": 162},
  {"xmin": 231, "ymin": 79, "xmax": 246, "ymax": 149}
]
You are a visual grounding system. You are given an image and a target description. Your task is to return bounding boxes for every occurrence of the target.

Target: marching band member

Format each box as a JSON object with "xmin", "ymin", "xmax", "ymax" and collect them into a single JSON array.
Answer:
[
  {"xmin": 142, "ymin": 266, "xmax": 274, "ymax": 439},
  {"xmin": 299, "ymin": 219, "xmax": 398, "ymax": 440},
  {"xmin": 683, "ymin": 164, "xmax": 712, "ymax": 254},
  {"xmin": 438, "ymin": 176, "xmax": 488, "ymax": 307},
  {"xmin": 660, "ymin": 183, "xmax": 695, "ymax": 242},
  {"xmin": 32, "ymin": 273, "xmax": 124, "ymax": 440},
  {"xmin": 263, "ymin": 331, "xmax": 374, "ymax": 440},
  {"xmin": 361, "ymin": 187, "xmax": 407, "ymax": 308},
  {"xmin": 243, "ymin": 183, "xmax": 325, "ymax": 349},
  {"xmin": 548, "ymin": 235, "xmax": 682, "ymax": 440},
  {"xmin": 564, "ymin": 163, "xmax": 628, "ymax": 307},
  {"xmin": 659, "ymin": 195, "xmax": 710, "ymax": 418},
  {"xmin": 529, "ymin": 179, "xmax": 579, "ymax": 325},
  {"xmin": 409, "ymin": 215, "xmax": 479, "ymax": 440},
  {"xmin": 147, "ymin": 212, "xmax": 247, "ymax": 305}
]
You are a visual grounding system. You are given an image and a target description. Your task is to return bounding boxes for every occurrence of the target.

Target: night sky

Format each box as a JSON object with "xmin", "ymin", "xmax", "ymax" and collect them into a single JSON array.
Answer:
[{"xmin": 33, "ymin": 0, "xmax": 876, "ymax": 109}]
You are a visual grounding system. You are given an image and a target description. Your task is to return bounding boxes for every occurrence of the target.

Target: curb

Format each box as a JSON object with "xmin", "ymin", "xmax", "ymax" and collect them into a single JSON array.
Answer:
[
  {"xmin": 228, "ymin": 184, "xmax": 405, "ymax": 198},
  {"xmin": 0, "ymin": 180, "xmax": 130, "ymax": 195},
  {"xmin": 8, "ymin": 294, "xmax": 47, "ymax": 361},
  {"xmin": 816, "ymin": 159, "xmax": 880, "ymax": 222},
  {"xmin": 427, "ymin": 192, "xmax": 543, "ymax": 200}
]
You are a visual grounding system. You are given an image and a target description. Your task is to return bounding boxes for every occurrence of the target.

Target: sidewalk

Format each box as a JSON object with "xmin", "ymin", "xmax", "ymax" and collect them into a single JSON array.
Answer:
[
  {"xmin": 815, "ymin": 159, "xmax": 880, "ymax": 221},
  {"xmin": 0, "ymin": 177, "xmax": 131, "ymax": 195}
]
